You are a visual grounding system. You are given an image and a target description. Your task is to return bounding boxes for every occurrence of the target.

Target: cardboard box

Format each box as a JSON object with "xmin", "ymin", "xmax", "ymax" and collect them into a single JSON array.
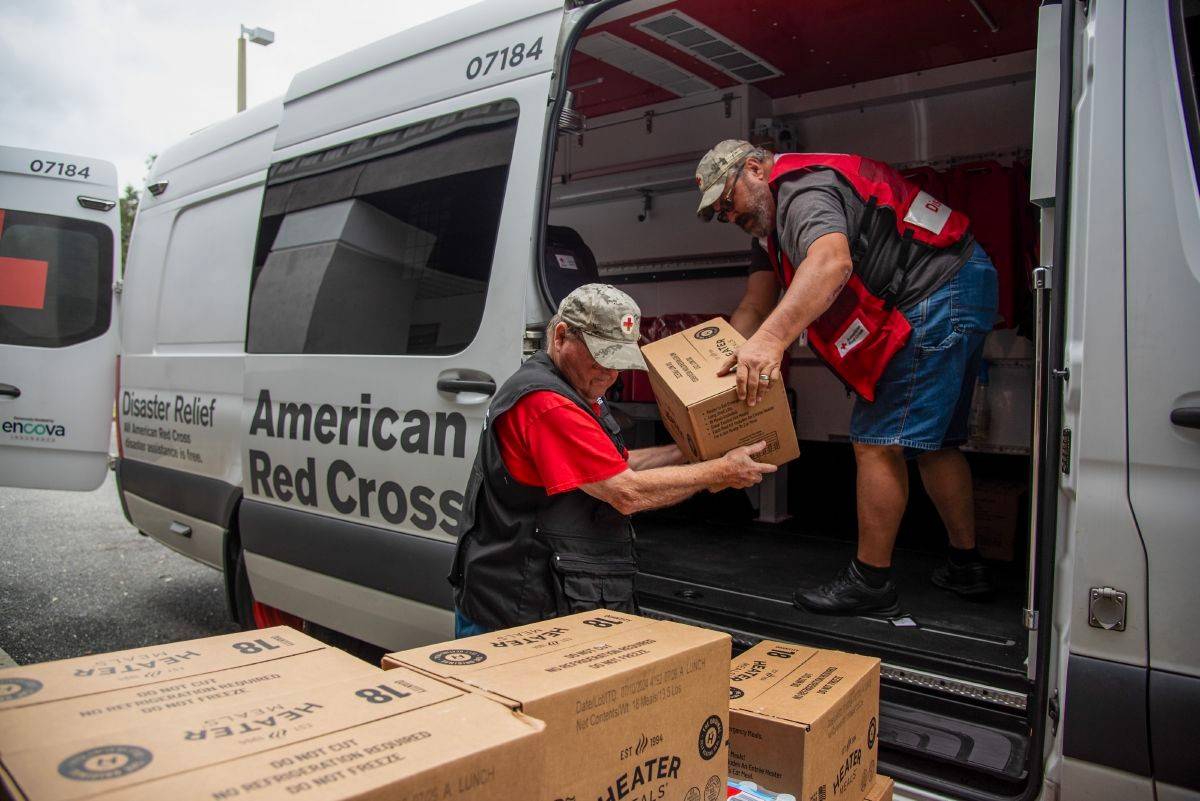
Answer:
[
  {"xmin": 973, "ymin": 479, "xmax": 1025, "ymax": 561},
  {"xmin": 0, "ymin": 647, "xmax": 378, "ymax": 753},
  {"xmin": 2, "ymin": 662, "xmax": 543, "ymax": 801},
  {"xmin": 385, "ymin": 610, "xmax": 732, "ymax": 801},
  {"xmin": 639, "ymin": 317, "xmax": 800, "ymax": 467},
  {"xmin": 728, "ymin": 640, "xmax": 880, "ymax": 801},
  {"xmin": 0, "ymin": 626, "xmax": 324, "ymax": 711},
  {"xmin": 864, "ymin": 774, "xmax": 894, "ymax": 801}
]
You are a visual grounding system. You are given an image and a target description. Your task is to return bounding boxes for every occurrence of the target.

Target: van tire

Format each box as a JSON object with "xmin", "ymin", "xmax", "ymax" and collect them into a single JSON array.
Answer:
[{"xmin": 233, "ymin": 548, "xmax": 256, "ymax": 630}]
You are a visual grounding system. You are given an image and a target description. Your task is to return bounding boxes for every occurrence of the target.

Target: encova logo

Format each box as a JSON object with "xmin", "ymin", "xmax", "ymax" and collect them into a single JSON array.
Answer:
[{"xmin": 2, "ymin": 418, "xmax": 66, "ymax": 438}]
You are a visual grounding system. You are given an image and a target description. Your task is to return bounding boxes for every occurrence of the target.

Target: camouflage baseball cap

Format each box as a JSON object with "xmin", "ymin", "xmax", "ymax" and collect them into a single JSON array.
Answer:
[
  {"xmin": 695, "ymin": 139, "xmax": 756, "ymax": 216},
  {"xmin": 558, "ymin": 283, "xmax": 647, "ymax": 371}
]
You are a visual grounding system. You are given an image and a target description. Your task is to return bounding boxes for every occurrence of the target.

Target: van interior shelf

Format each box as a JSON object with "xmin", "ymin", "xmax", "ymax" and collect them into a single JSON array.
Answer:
[
  {"xmin": 597, "ymin": 250, "xmax": 751, "ymax": 282},
  {"xmin": 550, "ymin": 158, "xmax": 698, "ymax": 207}
]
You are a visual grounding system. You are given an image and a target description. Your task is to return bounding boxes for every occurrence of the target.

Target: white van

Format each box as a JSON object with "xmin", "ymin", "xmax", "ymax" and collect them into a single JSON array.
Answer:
[
  {"xmin": 5, "ymin": 1, "xmax": 1200, "ymax": 799},
  {"xmin": 0, "ymin": 146, "xmax": 119, "ymax": 491}
]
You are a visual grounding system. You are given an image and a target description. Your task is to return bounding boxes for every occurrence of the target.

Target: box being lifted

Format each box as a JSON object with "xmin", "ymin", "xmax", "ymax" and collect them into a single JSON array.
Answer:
[
  {"xmin": 640, "ymin": 318, "xmax": 799, "ymax": 467},
  {"xmin": 385, "ymin": 611, "xmax": 731, "ymax": 801}
]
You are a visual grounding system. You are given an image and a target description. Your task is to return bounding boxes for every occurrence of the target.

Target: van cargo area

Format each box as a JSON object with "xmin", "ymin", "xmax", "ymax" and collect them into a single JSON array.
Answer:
[{"xmin": 544, "ymin": 2, "xmax": 1043, "ymax": 794}]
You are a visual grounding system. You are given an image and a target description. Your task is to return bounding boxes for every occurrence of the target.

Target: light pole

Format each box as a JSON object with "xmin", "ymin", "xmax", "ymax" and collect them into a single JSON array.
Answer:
[{"xmin": 237, "ymin": 24, "xmax": 274, "ymax": 113}]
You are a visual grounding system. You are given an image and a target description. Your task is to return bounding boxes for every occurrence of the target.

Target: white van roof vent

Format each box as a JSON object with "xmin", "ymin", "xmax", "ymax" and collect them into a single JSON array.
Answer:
[
  {"xmin": 576, "ymin": 32, "xmax": 715, "ymax": 97},
  {"xmin": 634, "ymin": 10, "xmax": 782, "ymax": 84}
]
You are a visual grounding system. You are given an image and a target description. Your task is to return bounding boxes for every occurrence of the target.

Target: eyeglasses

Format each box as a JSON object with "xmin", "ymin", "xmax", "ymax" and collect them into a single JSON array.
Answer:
[{"xmin": 701, "ymin": 161, "xmax": 745, "ymax": 223}]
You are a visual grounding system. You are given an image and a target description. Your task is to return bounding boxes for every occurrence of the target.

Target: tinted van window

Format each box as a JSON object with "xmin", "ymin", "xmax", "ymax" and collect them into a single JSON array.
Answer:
[
  {"xmin": 0, "ymin": 208, "xmax": 112, "ymax": 348},
  {"xmin": 247, "ymin": 100, "xmax": 519, "ymax": 356},
  {"xmin": 1175, "ymin": 0, "xmax": 1200, "ymax": 183}
]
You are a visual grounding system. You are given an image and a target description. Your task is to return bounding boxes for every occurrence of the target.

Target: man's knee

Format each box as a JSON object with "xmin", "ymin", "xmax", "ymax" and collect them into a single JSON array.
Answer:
[
  {"xmin": 853, "ymin": 442, "xmax": 904, "ymax": 462},
  {"xmin": 916, "ymin": 445, "xmax": 964, "ymax": 466}
]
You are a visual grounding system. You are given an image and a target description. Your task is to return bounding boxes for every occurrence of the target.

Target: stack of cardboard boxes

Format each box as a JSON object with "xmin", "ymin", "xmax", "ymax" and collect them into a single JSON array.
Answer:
[
  {"xmin": 1, "ymin": 616, "xmax": 892, "ymax": 801},
  {"xmin": 0, "ymin": 627, "xmax": 544, "ymax": 801}
]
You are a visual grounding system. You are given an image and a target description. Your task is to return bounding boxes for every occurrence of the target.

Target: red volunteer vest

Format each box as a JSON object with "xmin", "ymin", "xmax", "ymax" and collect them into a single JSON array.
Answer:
[{"xmin": 764, "ymin": 153, "xmax": 971, "ymax": 401}]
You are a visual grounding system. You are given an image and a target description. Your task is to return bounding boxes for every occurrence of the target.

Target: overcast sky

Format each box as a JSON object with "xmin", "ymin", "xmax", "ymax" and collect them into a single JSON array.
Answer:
[{"xmin": 1, "ymin": 0, "xmax": 483, "ymax": 191}]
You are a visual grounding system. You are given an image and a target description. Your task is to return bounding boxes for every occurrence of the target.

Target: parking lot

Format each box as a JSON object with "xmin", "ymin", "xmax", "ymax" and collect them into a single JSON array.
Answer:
[{"xmin": 0, "ymin": 453, "xmax": 236, "ymax": 666}]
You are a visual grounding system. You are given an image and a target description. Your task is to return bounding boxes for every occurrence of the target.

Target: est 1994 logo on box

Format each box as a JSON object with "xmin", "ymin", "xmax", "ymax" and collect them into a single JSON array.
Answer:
[
  {"xmin": 697, "ymin": 715, "xmax": 723, "ymax": 760},
  {"xmin": 0, "ymin": 677, "xmax": 43, "ymax": 702},
  {"xmin": 429, "ymin": 648, "xmax": 488, "ymax": 666},
  {"xmin": 58, "ymin": 745, "xmax": 153, "ymax": 781}
]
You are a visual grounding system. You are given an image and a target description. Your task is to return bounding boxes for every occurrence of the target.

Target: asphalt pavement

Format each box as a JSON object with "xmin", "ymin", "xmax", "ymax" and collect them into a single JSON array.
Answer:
[{"xmin": 0, "ymin": 449, "xmax": 238, "ymax": 666}]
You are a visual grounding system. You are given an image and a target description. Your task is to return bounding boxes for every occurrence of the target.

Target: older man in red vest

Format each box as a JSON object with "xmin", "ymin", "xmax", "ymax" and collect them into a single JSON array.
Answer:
[{"xmin": 696, "ymin": 140, "xmax": 999, "ymax": 615}]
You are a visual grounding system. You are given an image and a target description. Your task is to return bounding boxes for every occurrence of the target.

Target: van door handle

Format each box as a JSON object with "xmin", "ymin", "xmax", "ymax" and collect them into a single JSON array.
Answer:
[
  {"xmin": 436, "ymin": 378, "xmax": 496, "ymax": 395},
  {"xmin": 1170, "ymin": 406, "xmax": 1200, "ymax": 429},
  {"xmin": 0, "ymin": 384, "xmax": 20, "ymax": 399}
]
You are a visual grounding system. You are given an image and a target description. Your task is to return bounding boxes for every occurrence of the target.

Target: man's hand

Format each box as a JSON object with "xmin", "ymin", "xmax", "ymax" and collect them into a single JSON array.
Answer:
[
  {"xmin": 718, "ymin": 332, "xmax": 787, "ymax": 408},
  {"xmin": 710, "ymin": 441, "xmax": 778, "ymax": 491}
]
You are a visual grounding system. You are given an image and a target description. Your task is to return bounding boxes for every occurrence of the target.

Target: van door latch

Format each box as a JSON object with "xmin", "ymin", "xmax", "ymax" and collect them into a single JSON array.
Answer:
[
  {"xmin": 523, "ymin": 326, "xmax": 545, "ymax": 361},
  {"xmin": 1088, "ymin": 586, "xmax": 1127, "ymax": 631}
]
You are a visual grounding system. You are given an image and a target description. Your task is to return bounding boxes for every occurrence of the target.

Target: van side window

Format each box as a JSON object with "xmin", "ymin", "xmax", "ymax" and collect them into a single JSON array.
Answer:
[
  {"xmin": 246, "ymin": 99, "xmax": 519, "ymax": 355},
  {"xmin": 158, "ymin": 189, "xmax": 260, "ymax": 348},
  {"xmin": 0, "ymin": 208, "xmax": 113, "ymax": 348},
  {"xmin": 1175, "ymin": 0, "xmax": 1200, "ymax": 182}
]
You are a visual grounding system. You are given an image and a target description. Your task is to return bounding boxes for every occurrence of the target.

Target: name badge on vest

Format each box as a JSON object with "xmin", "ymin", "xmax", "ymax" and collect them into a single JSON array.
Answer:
[
  {"xmin": 835, "ymin": 318, "xmax": 871, "ymax": 358},
  {"xmin": 903, "ymin": 191, "xmax": 952, "ymax": 235}
]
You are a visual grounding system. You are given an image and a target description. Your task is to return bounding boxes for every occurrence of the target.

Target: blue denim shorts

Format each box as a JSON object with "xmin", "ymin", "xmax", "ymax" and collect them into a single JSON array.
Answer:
[
  {"xmin": 454, "ymin": 607, "xmax": 490, "ymax": 638},
  {"xmin": 850, "ymin": 244, "xmax": 998, "ymax": 457}
]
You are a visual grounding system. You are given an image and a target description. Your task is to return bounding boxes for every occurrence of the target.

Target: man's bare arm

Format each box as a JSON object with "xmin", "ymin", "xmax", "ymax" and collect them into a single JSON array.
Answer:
[
  {"xmin": 581, "ymin": 442, "xmax": 776, "ymax": 515},
  {"xmin": 720, "ymin": 232, "xmax": 853, "ymax": 406},
  {"xmin": 754, "ymin": 232, "xmax": 852, "ymax": 350},
  {"xmin": 626, "ymin": 444, "xmax": 683, "ymax": 471},
  {"xmin": 730, "ymin": 270, "xmax": 781, "ymax": 338}
]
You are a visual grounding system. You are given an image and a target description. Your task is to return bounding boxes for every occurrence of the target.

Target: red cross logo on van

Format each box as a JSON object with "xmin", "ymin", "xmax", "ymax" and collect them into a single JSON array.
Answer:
[{"xmin": 622, "ymin": 315, "xmax": 635, "ymax": 333}]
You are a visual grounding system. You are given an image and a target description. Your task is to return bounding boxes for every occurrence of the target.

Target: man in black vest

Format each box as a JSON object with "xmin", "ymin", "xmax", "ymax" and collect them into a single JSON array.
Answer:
[{"xmin": 449, "ymin": 284, "xmax": 777, "ymax": 635}]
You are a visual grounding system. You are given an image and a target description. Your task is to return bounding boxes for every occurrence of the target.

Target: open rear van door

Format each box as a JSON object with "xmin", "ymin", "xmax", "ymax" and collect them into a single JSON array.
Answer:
[{"xmin": 0, "ymin": 146, "xmax": 120, "ymax": 490}]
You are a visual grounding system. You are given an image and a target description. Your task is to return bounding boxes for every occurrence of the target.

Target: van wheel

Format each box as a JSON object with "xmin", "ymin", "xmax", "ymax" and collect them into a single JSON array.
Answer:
[{"xmin": 233, "ymin": 548, "xmax": 256, "ymax": 630}]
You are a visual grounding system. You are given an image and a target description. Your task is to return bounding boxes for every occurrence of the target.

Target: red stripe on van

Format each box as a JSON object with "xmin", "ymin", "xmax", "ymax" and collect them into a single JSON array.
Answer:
[{"xmin": 0, "ymin": 257, "xmax": 49, "ymax": 309}]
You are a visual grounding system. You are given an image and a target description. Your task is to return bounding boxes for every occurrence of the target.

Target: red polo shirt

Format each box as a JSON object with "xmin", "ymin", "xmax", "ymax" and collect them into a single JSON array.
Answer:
[{"xmin": 494, "ymin": 391, "xmax": 629, "ymax": 494}]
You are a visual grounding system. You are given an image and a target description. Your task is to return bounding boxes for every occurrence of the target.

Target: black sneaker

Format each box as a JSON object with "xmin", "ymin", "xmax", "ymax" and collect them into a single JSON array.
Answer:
[
  {"xmin": 930, "ymin": 559, "xmax": 994, "ymax": 598},
  {"xmin": 793, "ymin": 562, "xmax": 901, "ymax": 617}
]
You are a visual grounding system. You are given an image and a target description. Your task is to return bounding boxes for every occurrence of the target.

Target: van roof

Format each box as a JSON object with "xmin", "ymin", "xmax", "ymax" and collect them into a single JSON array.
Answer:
[
  {"xmin": 142, "ymin": 97, "xmax": 282, "ymax": 209},
  {"xmin": 286, "ymin": 0, "xmax": 561, "ymax": 106},
  {"xmin": 143, "ymin": 0, "xmax": 562, "ymax": 204},
  {"xmin": 276, "ymin": 0, "xmax": 562, "ymax": 150}
]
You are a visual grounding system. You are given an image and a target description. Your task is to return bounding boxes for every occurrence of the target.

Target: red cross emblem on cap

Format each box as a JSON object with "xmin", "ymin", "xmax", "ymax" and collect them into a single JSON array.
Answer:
[{"xmin": 622, "ymin": 314, "xmax": 635, "ymax": 333}]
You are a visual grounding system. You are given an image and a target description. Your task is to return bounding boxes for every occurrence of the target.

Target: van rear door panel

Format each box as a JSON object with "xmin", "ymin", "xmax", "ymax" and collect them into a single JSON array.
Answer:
[
  {"xmin": 1124, "ymin": 2, "xmax": 1200, "ymax": 795},
  {"xmin": 0, "ymin": 148, "xmax": 119, "ymax": 491}
]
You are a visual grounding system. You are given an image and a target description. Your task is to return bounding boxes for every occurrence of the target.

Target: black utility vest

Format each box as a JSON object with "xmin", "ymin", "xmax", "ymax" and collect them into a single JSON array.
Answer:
[{"xmin": 448, "ymin": 351, "xmax": 637, "ymax": 631}]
